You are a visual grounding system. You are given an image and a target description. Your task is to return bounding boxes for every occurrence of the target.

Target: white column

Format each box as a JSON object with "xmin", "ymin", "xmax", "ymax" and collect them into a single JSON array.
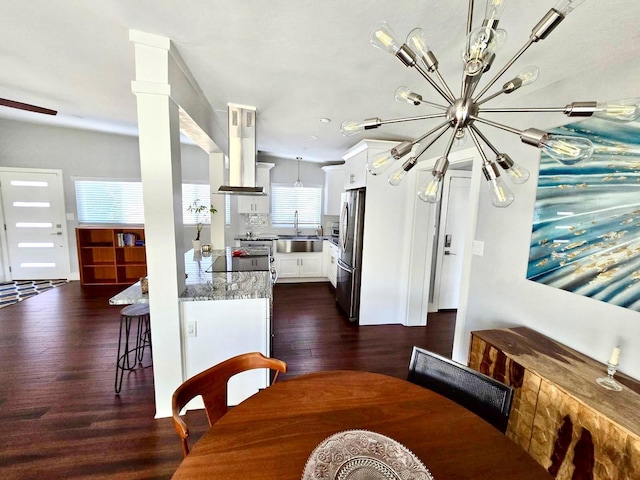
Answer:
[
  {"xmin": 134, "ymin": 91, "xmax": 185, "ymax": 418},
  {"xmin": 209, "ymin": 152, "xmax": 226, "ymax": 249},
  {"xmin": 130, "ymin": 30, "xmax": 223, "ymax": 416},
  {"xmin": 131, "ymin": 32, "xmax": 186, "ymax": 418}
]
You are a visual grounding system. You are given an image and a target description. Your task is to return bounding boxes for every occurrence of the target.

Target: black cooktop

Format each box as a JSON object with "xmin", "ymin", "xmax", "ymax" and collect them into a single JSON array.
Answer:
[{"xmin": 206, "ymin": 251, "xmax": 270, "ymax": 273}]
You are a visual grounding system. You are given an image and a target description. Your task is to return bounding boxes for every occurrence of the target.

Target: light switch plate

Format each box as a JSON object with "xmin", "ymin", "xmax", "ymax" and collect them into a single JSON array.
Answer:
[
  {"xmin": 66, "ymin": 213, "xmax": 75, "ymax": 221},
  {"xmin": 186, "ymin": 321, "xmax": 197, "ymax": 337},
  {"xmin": 472, "ymin": 240, "xmax": 484, "ymax": 256}
]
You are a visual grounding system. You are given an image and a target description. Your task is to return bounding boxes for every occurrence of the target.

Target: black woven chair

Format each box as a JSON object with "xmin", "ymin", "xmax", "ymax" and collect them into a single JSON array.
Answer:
[{"xmin": 407, "ymin": 346, "xmax": 514, "ymax": 433}]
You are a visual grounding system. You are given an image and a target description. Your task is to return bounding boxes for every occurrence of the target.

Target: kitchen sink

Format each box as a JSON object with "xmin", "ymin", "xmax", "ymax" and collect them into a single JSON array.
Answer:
[
  {"xmin": 276, "ymin": 238, "xmax": 323, "ymax": 253},
  {"xmin": 277, "ymin": 234, "xmax": 320, "ymax": 239}
]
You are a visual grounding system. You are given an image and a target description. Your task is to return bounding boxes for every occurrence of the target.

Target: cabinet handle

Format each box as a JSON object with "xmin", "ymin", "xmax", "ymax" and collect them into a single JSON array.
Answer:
[{"xmin": 350, "ymin": 173, "xmax": 355, "ymax": 184}]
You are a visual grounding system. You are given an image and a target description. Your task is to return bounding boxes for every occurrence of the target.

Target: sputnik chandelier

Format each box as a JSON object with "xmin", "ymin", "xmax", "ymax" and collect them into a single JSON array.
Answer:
[{"xmin": 341, "ymin": 0, "xmax": 640, "ymax": 207}]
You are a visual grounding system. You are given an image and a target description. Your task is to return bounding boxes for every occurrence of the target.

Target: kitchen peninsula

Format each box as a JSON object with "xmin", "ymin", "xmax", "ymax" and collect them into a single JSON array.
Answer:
[{"xmin": 110, "ymin": 247, "xmax": 273, "ymax": 406}]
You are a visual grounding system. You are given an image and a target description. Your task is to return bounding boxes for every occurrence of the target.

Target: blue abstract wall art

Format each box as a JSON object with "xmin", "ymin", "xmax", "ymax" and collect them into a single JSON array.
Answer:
[{"xmin": 527, "ymin": 118, "xmax": 640, "ymax": 311}]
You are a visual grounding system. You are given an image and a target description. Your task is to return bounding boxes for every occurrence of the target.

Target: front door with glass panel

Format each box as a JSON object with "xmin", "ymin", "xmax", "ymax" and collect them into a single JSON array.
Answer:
[{"xmin": 0, "ymin": 169, "xmax": 69, "ymax": 280}]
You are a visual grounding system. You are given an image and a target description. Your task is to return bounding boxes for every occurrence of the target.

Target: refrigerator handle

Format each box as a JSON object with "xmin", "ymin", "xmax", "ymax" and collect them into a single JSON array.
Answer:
[
  {"xmin": 337, "ymin": 258, "xmax": 354, "ymax": 274},
  {"xmin": 340, "ymin": 201, "xmax": 349, "ymax": 251}
]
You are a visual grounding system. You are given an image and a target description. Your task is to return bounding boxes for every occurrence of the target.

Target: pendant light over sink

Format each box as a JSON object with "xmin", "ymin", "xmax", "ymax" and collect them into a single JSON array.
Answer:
[{"xmin": 294, "ymin": 157, "xmax": 304, "ymax": 188}]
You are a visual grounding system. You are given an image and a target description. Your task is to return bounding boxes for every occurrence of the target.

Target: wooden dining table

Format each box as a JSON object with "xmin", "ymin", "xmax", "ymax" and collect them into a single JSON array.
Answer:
[{"xmin": 171, "ymin": 370, "xmax": 552, "ymax": 479}]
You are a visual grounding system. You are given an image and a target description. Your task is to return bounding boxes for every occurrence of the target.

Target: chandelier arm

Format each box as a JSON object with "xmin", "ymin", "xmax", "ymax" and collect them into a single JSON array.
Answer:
[
  {"xmin": 466, "ymin": 0, "xmax": 475, "ymax": 36},
  {"xmin": 474, "ymin": 39, "xmax": 534, "ymax": 102},
  {"xmin": 414, "ymin": 63, "xmax": 456, "ymax": 104},
  {"xmin": 379, "ymin": 113, "xmax": 447, "ymax": 126},
  {"xmin": 476, "ymin": 89, "xmax": 505, "ymax": 106},
  {"xmin": 415, "ymin": 124, "xmax": 451, "ymax": 160},
  {"xmin": 439, "ymin": 126, "xmax": 459, "ymax": 164},
  {"xmin": 417, "ymin": 101, "xmax": 449, "ymax": 111},
  {"xmin": 413, "ymin": 120, "xmax": 452, "ymax": 145},
  {"xmin": 480, "ymin": 106, "xmax": 567, "ymax": 113},
  {"xmin": 470, "ymin": 125, "xmax": 501, "ymax": 156},
  {"xmin": 470, "ymin": 115, "xmax": 522, "ymax": 136},
  {"xmin": 468, "ymin": 127, "xmax": 492, "ymax": 166},
  {"xmin": 433, "ymin": 68, "xmax": 457, "ymax": 102}
]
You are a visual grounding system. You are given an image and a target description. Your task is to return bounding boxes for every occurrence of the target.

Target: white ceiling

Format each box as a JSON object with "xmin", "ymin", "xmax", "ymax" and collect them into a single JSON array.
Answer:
[{"xmin": 1, "ymin": 1, "xmax": 638, "ymax": 163}]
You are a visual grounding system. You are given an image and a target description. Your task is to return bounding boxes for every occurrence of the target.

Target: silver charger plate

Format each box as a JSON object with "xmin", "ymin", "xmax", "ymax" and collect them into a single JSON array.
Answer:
[{"xmin": 301, "ymin": 429, "xmax": 434, "ymax": 480}]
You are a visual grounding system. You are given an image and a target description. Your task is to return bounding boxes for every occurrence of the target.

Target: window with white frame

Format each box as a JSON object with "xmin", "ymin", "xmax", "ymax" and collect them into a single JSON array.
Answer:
[
  {"xmin": 74, "ymin": 179, "xmax": 221, "ymax": 225},
  {"xmin": 270, "ymin": 184, "xmax": 322, "ymax": 228}
]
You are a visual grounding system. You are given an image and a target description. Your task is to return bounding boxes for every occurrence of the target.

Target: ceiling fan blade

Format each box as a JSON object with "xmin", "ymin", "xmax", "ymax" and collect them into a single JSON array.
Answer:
[{"xmin": 0, "ymin": 98, "xmax": 57, "ymax": 116}]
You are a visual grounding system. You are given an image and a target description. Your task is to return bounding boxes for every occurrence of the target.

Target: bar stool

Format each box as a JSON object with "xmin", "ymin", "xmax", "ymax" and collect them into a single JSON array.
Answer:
[{"xmin": 115, "ymin": 303, "xmax": 152, "ymax": 394}]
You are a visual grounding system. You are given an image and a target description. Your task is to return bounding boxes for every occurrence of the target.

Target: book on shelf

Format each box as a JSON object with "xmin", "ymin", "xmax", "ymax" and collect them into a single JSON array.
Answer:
[{"xmin": 118, "ymin": 232, "xmax": 138, "ymax": 247}]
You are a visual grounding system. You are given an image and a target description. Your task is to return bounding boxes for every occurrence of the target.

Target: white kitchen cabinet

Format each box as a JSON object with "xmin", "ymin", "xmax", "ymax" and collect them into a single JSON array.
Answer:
[
  {"xmin": 322, "ymin": 164, "xmax": 345, "ymax": 216},
  {"xmin": 180, "ymin": 298, "xmax": 270, "ymax": 406},
  {"xmin": 324, "ymin": 240, "xmax": 338, "ymax": 288},
  {"xmin": 343, "ymin": 148, "xmax": 367, "ymax": 190},
  {"xmin": 276, "ymin": 252, "xmax": 324, "ymax": 279},
  {"xmin": 238, "ymin": 162, "xmax": 273, "ymax": 214}
]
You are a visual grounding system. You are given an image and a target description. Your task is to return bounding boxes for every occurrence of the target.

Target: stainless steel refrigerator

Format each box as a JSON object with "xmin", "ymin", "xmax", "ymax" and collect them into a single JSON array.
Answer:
[{"xmin": 336, "ymin": 188, "xmax": 365, "ymax": 323}]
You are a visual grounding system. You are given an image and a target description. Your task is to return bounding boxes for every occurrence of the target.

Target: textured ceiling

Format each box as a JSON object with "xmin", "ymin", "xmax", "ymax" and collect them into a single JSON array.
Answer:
[{"xmin": 1, "ymin": 1, "xmax": 638, "ymax": 162}]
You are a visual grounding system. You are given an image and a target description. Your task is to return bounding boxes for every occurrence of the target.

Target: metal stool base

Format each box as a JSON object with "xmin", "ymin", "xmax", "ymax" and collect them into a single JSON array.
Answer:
[{"xmin": 115, "ymin": 304, "xmax": 152, "ymax": 394}]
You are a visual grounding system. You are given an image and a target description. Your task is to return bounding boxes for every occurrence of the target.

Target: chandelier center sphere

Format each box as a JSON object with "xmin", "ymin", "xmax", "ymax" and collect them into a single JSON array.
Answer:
[{"xmin": 446, "ymin": 97, "xmax": 479, "ymax": 129}]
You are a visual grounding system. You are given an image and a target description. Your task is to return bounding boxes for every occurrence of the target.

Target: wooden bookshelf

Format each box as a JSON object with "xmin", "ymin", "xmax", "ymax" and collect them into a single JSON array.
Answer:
[{"xmin": 76, "ymin": 226, "xmax": 146, "ymax": 286}]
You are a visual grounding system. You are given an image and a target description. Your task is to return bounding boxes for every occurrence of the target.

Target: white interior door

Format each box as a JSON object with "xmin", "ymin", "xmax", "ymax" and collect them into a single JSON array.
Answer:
[
  {"xmin": 0, "ymin": 169, "xmax": 69, "ymax": 280},
  {"xmin": 406, "ymin": 168, "xmax": 438, "ymax": 326},
  {"xmin": 433, "ymin": 172, "xmax": 471, "ymax": 310}
]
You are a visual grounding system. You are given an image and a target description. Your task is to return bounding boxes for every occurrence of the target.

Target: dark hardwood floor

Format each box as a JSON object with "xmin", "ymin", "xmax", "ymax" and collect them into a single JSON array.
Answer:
[{"xmin": 0, "ymin": 280, "xmax": 455, "ymax": 479}]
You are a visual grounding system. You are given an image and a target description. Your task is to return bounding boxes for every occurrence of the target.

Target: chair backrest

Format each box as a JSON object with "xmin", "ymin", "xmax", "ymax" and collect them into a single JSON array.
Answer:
[
  {"xmin": 171, "ymin": 352, "xmax": 287, "ymax": 457},
  {"xmin": 407, "ymin": 347, "xmax": 513, "ymax": 433}
]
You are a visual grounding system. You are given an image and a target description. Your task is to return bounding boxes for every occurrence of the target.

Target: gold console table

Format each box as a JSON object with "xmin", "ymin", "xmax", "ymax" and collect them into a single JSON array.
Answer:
[{"xmin": 469, "ymin": 327, "xmax": 640, "ymax": 480}]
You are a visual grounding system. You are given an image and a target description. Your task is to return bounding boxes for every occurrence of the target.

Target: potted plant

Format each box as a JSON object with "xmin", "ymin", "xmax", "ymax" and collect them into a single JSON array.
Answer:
[{"xmin": 187, "ymin": 200, "xmax": 217, "ymax": 251}]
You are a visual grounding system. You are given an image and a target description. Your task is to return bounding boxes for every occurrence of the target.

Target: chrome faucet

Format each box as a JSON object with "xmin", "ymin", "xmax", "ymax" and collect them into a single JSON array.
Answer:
[{"xmin": 294, "ymin": 210, "xmax": 300, "ymax": 235}]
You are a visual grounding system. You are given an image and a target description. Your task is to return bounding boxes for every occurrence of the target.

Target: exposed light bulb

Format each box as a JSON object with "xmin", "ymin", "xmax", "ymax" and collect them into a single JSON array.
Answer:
[
  {"xmin": 517, "ymin": 66, "xmax": 540, "ymax": 87},
  {"xmin": 340, "ymin": 117, "xmax": 381, "ymax": 137},
  {"xmin": 406, "ymin": 28, "xmax": 438, "ymax": 71},
  {"xmin": 388, "ymin": 167, "xmax": 408, "ymax": 186},
  {"xmin": 484, "ymin": 0, "xmax": 509, "ymax": 23},
  {"xmin": 487, "ymin": 176, "xmax": 515, "ymax": 207},
  {"xmin": 418, "ymin": 173, "xmax": 443, "ymax": 203},
  {"xmin": 483, "ymin": 163, "xmax": 514, "ymax": 207},
  {"xmin": 406, "ymin": 28, "xmax": 429, "ymax": 57},
  {"xmin": 463, "ymin": 27, "xmax": 507, "ymax": 69},
  {"xmin": 594, "ymin": 98, "xmax": 640, "ymax": 122},
  {"xmin": 367, "ymin": 151, "xmax": 395, "ymax": 175},
  {"xmin": 370, "ymin": 21, "xmax": 402, "ymax": 54},
  {"xmin": 503, "ymin": 65, "xmax": 539, "ymax": 93},
  {"xmin": 387, "ymin": 157, "xmax": 417, "ymax": 186},
  {"xmin": 395, "ymin": 86, "xmax": 423, "ymax": 105},
  {"xmin": 496, "ymin": 153, "xmax": 530, "ymax": 184},
  {"xmin": 340, "ymin": 121, "xmax": 363, "ymax": 136},
  {"xmin": 554, "ymin": 0, "xmax": 587, "ymax": 16},
  {"xmin": 521, "ymin": 129, "xmax": 595, "ymax": 166},
  {"xmin": 541, "ymin": 135, "xmax": 594, "ymax": 165},
  {"xmin": 454, "ymin": 128, "xmax": 468, "ymax": 146}
]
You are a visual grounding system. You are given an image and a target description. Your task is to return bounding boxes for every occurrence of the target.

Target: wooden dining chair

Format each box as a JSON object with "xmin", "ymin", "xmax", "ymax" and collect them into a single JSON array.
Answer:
[
  {"xmin": 407, "ymin": 346, "xmax": 514, "ymax": 433},
  {"xmin": 171, "ymin": 351, "xmax": 287, "ymax": 457}
]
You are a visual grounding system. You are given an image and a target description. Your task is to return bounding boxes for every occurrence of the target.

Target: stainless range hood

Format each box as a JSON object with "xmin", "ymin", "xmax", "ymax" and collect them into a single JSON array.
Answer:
[{"xmin": 218, "ymin": 104, "xmax": 265, "ymax": 195}]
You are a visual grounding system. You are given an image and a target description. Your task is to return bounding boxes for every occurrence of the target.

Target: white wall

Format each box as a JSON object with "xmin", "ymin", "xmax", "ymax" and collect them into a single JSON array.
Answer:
[
  {"xmin": 226, "ymin": 154, "xmax": 336, "ymax": 240},
  {"xmin": 0, "ymin": 119, "xmax": 208, "ymax": 275},
  {"xmin": 454, "ymin": 53, "xmax": 640, "ymax": 380}
]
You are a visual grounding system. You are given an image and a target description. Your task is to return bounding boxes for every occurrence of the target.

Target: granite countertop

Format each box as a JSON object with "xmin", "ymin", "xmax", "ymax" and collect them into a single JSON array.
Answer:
[
  {"xmin": 236, "ymin": 234, "xmax": 339, "ymax": 246},
  {"xmin": 182, "ymin": 248, "xmax": 272, "ymax": 301},
  {"xmin": 109, "ymin": 248, "xmax": 272, "ymax": 305},
  {"xmin": 109, "ymin": 282, "xmax": 148, "ymax": 305},
  {"xmin": 234, "ymin": 235, "xmax": 278, "ymax": 241}
]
